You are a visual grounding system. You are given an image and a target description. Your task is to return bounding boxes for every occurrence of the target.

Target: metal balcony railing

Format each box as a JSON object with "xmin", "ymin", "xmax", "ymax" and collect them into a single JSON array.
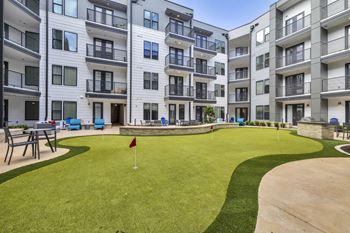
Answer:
[
  {"xmin": 229, "ymin": 71, "xmax": 249, "ymax": 81},
  {"xmin": 4, "ymin": 24, "xmax": 39, "ymax": 53},
  {"xmin": 165, "ymin": 54, "xmax": 194, "ymax": 68},
  {"xmin": 195, "ymin": 40, "xmax": 216, "ymax": 51},
  {"xmin": 229, "ymin": 93, "xmax": 249, "ymax": 103},
  {"xmin": 321, "ymin": 36, "xmax": 350, "ymax": 56},
  {"xmin": 86, "ymin": 79, "xmax": 127, "ymax": 94},
  {"xmin": 321, "ymin": 0, "xmax": 350, "ymax": 19},
  {"xmin": 276, "ymin": 82, "xmax": 311, "ymax": 97},
  {"xmin": 165, "ymin": 85, "xmax": 194, "ymax": 97},
  {"xmin": 195, "ymin": 90, "xmax": 216, "ymax": 101},
  {"xmin": 86, "ymin": 9, "xmax": 127, "ymax": 30},
  {"xmin": 4, "ymin": 70, "xmax": 39, "ymax": 91},
  {"xmin": 165, "ymin": 22, "xmax": 194, "ymax": 38},
  {"xmin": 86, "ymin": 44, "xmax": 127, "ymax": 62},
  {"xmin": 195, "ymin": 64, "xmax": 215, "ymax": 76},
  {"xmin": 322, "ymin": 76, "xmax": 350, "ymax": 92},
  {"xmin": 16, "ymin": 0, "xmax": 40, "ymax": 15},
  {"xmin": 276, "ymin": 14, "xmax": 311, "ymax": 39},
  {"xmin": 229, "ymin": 48, "xmax": 249, "ymax": 58},
  {"xmin": 276, "ymin": 48, "xmax": 311, "ymax": 68}
]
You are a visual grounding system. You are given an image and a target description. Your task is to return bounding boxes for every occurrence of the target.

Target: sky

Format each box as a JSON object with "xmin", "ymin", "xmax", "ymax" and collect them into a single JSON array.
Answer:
[{"xmin": 173, "ymin": 0, "xmax": 277, "ymax": 30}]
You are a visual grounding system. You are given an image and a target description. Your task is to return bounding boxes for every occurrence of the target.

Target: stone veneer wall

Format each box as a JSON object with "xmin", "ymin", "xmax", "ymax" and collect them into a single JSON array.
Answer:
[
  {"xmin": 297, "ymin": 122, "xmax": 335, "ymax": 140},
  {"xmin": 120, "ymin": 123, "xmax": 238, "ymax": 136}
]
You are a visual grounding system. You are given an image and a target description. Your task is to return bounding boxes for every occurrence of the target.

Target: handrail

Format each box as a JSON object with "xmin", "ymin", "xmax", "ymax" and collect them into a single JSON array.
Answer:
[
  {"xmin": 276, "ymin": 14, "xmax": 311, "ymax": 39},
  {"xmin": 164, "ymin": 84, "xmax": 194, "ymax": 97},
  {"xmin": 276, "ymin": 82, "xmax": 311, "ymax": 97},
  {"xmin": 322, "ymin": 76, "xmax": 350, "ymax": 92},
  {"xmin": 321, "ymin": 35, "xmax": 350, "ymax": 56},
  {"xmin": 165, "ymin": 22, "xmax": 194, "ymax": 38},
  {"xmin": 86, "ymin": 79, "xmax": 127, "ymax": 94},
  {"xmin": 4, "ymin": 69, "xmax": 39, "ymax": 91},
  {"xmin": 321, "ymin": 0, "xmax": 350, "ymax": 19},
  {"xmin": 165, "ymin": 54, "xmax": 194, "ymax": 68},
  {"xmin": 86, "ymin": 8, "xmax": 127, "ymax": 30},
  {"xmin": 86, "ymin": 44, "xmax": 127, "ymax": 62},
  {"xmin": 276, "ymin": 48, "xmax": 311, "ymax": 68}
]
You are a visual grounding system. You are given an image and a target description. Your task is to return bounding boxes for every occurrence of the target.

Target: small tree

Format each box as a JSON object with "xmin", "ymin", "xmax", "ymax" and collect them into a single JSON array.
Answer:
[{"xmin": 204, "ymin": 106, "xmax": 216, "ymax": 123}]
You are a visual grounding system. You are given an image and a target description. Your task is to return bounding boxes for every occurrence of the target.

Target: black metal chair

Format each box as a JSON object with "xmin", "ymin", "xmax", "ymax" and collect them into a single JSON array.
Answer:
[
  {"xmin": 343, "ymin": 123, "xmax": 350, "ymax": 140},
  {"xmin": 3, "ymin": 128, "xmax": 38, "ymax": 165}
]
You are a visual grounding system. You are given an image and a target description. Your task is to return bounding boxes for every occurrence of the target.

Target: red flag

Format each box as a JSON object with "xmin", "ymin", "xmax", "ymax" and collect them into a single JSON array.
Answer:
[
  {"xmin": 129, "ymin": 137, "xmax": 137, "ymax": 148},
  {"xmin": 210, "ymin": 125, "xmax": 214, "ymax": 130}
]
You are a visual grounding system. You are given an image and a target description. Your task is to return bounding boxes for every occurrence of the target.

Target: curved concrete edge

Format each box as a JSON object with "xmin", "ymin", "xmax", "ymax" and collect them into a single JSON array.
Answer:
[
  {"xmin": 120, "ymin": 123, "xmax": 239, "ymax": 136},
  {"xmin": 335, "ymin": 144, "xmax": 350, "ymax": 156}
]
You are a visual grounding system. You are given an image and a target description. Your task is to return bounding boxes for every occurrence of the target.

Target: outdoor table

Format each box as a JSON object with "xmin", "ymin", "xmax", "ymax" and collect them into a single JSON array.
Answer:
[{"xmin": 23, "ymin": 128, "xmax": 57, "ymax": 160}]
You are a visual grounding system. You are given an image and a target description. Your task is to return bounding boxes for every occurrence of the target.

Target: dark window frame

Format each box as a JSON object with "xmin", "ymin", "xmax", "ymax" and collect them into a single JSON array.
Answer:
[
  {"xmin": 25, "ymin": 101, "xmax": 39, "ymax": 121},
  {"xmin": 25, "ymin": 66, "xmax": 39, "ymax": 87},
  {"xmin": 64, "ymin": 31, "xmax": 78, "ymax": 52},
  {"xmin": 52, "ymin": 29, "xmax": 63, "ymax": 50},
  {"xmin": 51, "ymin": 101, "xmax": 63, "ymax": 121},
  {"xmin": 52, "ymin": 0, "xmax": 78, "ymax": 18},
  {"xmin": 52, "ymin": 65, "xmax": 63, "ymax": 85},
  {"xmin": 63, "ymin": 101, "xmax": 77, "ymax": 120},
  {"xmin": 63, "ymin": 66, "xmax": 78, "ymax": 86}
]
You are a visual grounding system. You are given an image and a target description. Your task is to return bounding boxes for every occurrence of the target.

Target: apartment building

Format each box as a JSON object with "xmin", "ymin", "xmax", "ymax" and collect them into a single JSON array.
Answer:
[
  {"xmin": 1, "ymin": 0, "xmax": 350, "ymax": 127},
  {"xmin": 0, "ymin": 0, "xmax": 228, "ymax": 127}
]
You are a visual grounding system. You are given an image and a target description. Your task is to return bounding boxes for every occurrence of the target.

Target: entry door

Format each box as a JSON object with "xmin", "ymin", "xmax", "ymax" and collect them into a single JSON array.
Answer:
[
  {"xmin": 95, "ymin": 6, "xmax": 113, "ymax": 25},
  {"xmin": 285, "ymin": 74, "xmax": 304, "ymax": 96},
  {"xmin": 94, "ymin": 38, "xmax": 113, "ymax": 59},
  {"xmin": 196, "ymin": 82, "xmax": 207, "ymax": 99},
  {"xmin": 346, "ymin": 63, "xmax": 350, "ymax": 89},
  {"xmin": 196, "ymin": 58, "xmax": 207, "ymax": 74},
  {"xmin": 111, "ymin": 103, "xmax": 121, "ymax": 125},
  {"xmin": 170, "ymin": 47, "xmax": 184, "ymax": 66},
  {"xmin": 169, "ymin": 104, "xmax": 176, "ymax": 125},
  {"xmin": 93, "ymin": 102, "xmax": 103, "ymax": 122},
  {"xmin": 169, "ymin": 76, "xmax": 183, "ymax": 96},
  {"xmin": 235, "ymin": 108, "xmax": 248, "ymax": 121},
  {"xmin": 4, "ymin": 61, "xmax": 8, "ymax": 86},
  {"xmin": 286, "ymin": 104, "xmax": 304, "ymax": 125},
  {"xmin": 94, "ymin": 71, "xmax": 113, "ymax": 93},
  {"xmin": 196, "ymin": 106, "xmax": 204, "ymax": 122},
  {"xmin": 285, "ymin": 12, "xmax": 304, "ymax": 36},
  {"xmin": 170, "ymin": 18, "xmax": 184, "ymax": 35},
  {"xmin": 286, "ymin": 43, "xmax": 304, "ymax": 65},
  {"xmin": 346, "ymin": 26, "xmax": 350, "ymax": 50},
  {"xmin": 346, "ymin": 101, "xmax": 350, "ymax": 123},
  {"xmin": 196, "ymin": 34, "xmax": 207, "ymax": 49}
]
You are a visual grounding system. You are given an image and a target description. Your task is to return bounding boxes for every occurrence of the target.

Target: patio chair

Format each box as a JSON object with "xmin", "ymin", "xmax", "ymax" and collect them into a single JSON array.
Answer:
[
  {"xmin": 68, "ymin": 119, "xmax": 81, "ymax": 130},
  {"xmin": 94, "ymin": 119, "xmax": 105, "ymax": 130},
  {"xmin": 3, "ymin": 128, "xmax": 38, "ymax": 165},
  {"xmin": 161, "ymin": 117, "xmax": 168, "ymax": 126},
  {"xmin": 34, "ymin": 122, "xmax": 57, "ymax": 152},
  {"xmin": 237, "ymin": 118, "xmax": 246, "ymax": 126},
  {"xmin": 229, "ymin": 117, "xmax": 235, "ymax": 123},
  {"xmin": 343, "ymin": 123, "xmax": 350, "ymax": 140},
  {"xmin": 329, "ymin": 118, "xmax": 341, "ymax": 137},
  {"xmin": 153, "ymin": 120, "xmax": 162, "ymax": 126}
]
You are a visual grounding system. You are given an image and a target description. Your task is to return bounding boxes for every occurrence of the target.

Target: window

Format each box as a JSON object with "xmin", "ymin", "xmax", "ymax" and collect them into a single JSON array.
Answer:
[
  {"xmin": 256, "ymin": 105, "xmax": 270, "ymax": 120},
  {"xmin": 64, "ymin": 66, "xmax": 77, "ymax": 86},
  {"xmin": 215, "ymin": 107, "xmax": 225, "ymax": 119},
  {"xmin": 152, "ymin": 43, "xmax": 159, "ymax": 60},
  {"xmin": 152, "ymin": 73, "xmax": 159, "ymax": 90},
  {"xmin": 143, "ymin": 103, "xmax": 158, "ymax": 120},
  {"xmin": 256, "ymin": 27, "xmax": 270, "ymax": 46},
  {"xmin": 256, "ymin": 53, "xmax": 269, "ymax": 70},
  {"xmin": 144, "ymin": 11, "xmax": 159, "ymax": 30},
  {"xmin": 25, "ymin": 101, "xmax": 39, "ymax": 121},
  {"xmin": 264, "ymin": 79, "xmax": 270, "ymax": 94},
  {"xmin": 215, "ymin": 40, "xmax": 225, "ymax": 53},
  {"xmin": 236, "ymin": 47, "xmax": 248, "ymax": 56},
  {"xmin": 52, "ymin": 65, "xmax": 62, "ymax": 85},
  {"xmin": 144, "ymin": 41, "xmax": 151, "ymax": 58},
  {"xmin": 53, "ymin": 0, "xmax": 77, "ymax": 18},
  {"xmin": 235, "ymin": 67, "xmax": 248, "ymax": 79},
  {"xmin": 215, "ymin": 84, "xmax": 225, "ymax": 97},
  {"xmin": 256, "ymin": 79, "xmax": 270, "ymax": 95},
  {"xmin": 264, "ymin": 27, "xmax": 270, "ymax": 42},
  {"xmin": 151, "ymin": 103, "xmax": 158, "ymax": 120},
  {"xmin": 52, "ymin": 29, "xmax": 63, "ymax": 50},
  {"xmin": 63, "ymin": 101, "xmax": 77, "ymax": 119},
  {"xmin": 64, "ymin": 31, "xmax": 77, "ymax": 52},
  {"xmin": 25, "ymin": 66, "xmax": 39, "ymax": 86},
  {"xmin": 52, "ymin": 101, "xmax": 62, "ymax": 120},
  {"xmin": 215, "ymin": 62, "xmax": 225, "ymax": 75},
  {"xmin": 179, "ymin": 104, "xmax": 185, "ymax": 120},
  {"xmin": 143, "ymin": 72, "xmax": 158, "ymax": 90}
]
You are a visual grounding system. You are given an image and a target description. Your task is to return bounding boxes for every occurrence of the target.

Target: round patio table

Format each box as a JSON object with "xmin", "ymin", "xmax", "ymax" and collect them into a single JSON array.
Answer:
[{"xmin": 23, "ymin": 128, "xmax": 57, "ymax": 160}]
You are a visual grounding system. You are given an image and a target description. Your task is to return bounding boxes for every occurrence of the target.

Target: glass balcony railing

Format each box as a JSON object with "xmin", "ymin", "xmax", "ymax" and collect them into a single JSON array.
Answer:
[
  {"xmin": 276, "ymin": 82, "xmax": 311, "ymax": 97},
  {"xmin": 4, "ymin": 70, "xmax": 39, "ymax": 91},
  {"xmin": 165, "ymin": 22, "xmax": 194, "ymax": 38},
  {"xmin": 86, "ymin": 79, "xmax": 127, "ymax": 95},
  {"xmin": 86, "ymin": 9, "xmax": 127, "ymax": 30},
  {"xmin": 321, "ymin": 36, "xmax": 350, "ymax": 56},
  {"xmin": 322, "ymin": 76, "xmax": 350, "ymax": 92},
  {"xmin": 86, "ymin": 44, "xmax": 127, "ymax": 62},
  {"xmin": 276, "ymin": 48, "xmax": 311, "ymax": 68},
  {"xmin": 4, "ymin": 24, "xmax": 39, "ymax": 53},
  {"xmin": 276, "ymin": 14, "xmax": 311, "ymax": 39},
  {"xmin": 165, "ymin": 85, "xmax": 194, "ymax": 98},
  {"xmin": 321, "ymin": 0, "xmax": 350, "ymax": 19}
]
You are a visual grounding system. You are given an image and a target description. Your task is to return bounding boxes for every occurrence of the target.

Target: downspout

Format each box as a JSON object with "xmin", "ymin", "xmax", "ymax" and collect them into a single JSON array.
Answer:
[
  {"xmin": 249, "ymin": 24, "xmax": 258, "ymax": 122},
  {"xmin": 45, "ymin": 0, "xmax": 49, "ymax": 120},
  {"xmin": 223, "ymin": 33, "xmax": 229, "ymax": 122},
  {"xmin": 189, "ymin": 18, "xmax": 193, "ymax": 121},
  {"xmin": 0, "ymin": 0, "xmax": 3, "ymax": 128},
  {"xmin": 129, "ymin": 0, "xmax": 137, "ymax": 124}
]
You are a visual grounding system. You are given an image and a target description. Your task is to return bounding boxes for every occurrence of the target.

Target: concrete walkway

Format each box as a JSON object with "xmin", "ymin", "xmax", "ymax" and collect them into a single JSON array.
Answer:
[
  {"xmin": 255, "ymin": 158, "xmax": 350, "ymax": 233},
  {"xmin": 0, "ymin": 127, "xmax": 120, "ymax": 174}
]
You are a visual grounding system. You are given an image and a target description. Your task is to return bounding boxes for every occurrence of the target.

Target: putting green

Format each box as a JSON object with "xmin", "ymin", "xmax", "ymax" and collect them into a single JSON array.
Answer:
[{"xmin": 0, "ymin": 128, "xmax": 343, "ymax": 233}]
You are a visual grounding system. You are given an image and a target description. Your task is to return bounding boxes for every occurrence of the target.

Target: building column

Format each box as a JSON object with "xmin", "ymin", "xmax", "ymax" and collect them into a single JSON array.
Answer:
[
  {"xmin": 311, "ymin": 0, "xmax": 328, "ymax": 122},
  {"xmin": 0, "ymin": 0, "xmax": 4, "ymax": 128}
]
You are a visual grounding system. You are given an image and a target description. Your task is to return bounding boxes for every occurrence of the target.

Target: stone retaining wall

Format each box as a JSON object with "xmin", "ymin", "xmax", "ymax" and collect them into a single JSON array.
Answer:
[
  {"xmin": 297, "ymin": 122, "xmax": 335, "ymax": 140},
  {"xmin": 120, "ymin": 123, "xmax": 239, "ymax": 136}
]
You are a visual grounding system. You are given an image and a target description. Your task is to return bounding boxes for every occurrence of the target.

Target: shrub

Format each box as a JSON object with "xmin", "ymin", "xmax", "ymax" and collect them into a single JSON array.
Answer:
[
  {"xmin": 266, "ymin": 122, "xmax": 271, "ymax": 127},
  {"xmin": 254, "ymin": 121, "xmax": 260, "ymax": 126},
  {"xmin": 249, "ymin": 121, "xmax": 255, "ymax": 126},
  {"xmin": 281, "ymin": 123, "xmax": 286, "ymax": 128},
  {"xmin": 204, "ymin": 106, "xmax": 216, "ymax": 123},
  {"xmin": 274, "ymin": 122, "xmax": 279, "ymax": 128},
  {"xmin": 260, "ymin": 122, "xmax": 266, "ymax": 127},
  {"xmin": 8, "ymin": 124, "xmax": 29, "ymax": 130}
]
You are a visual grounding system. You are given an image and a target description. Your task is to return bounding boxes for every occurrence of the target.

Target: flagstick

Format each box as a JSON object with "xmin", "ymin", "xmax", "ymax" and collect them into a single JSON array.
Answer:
[{"xmin": 133, "ymin": 146, "xmax": 138, "ymax": 170}]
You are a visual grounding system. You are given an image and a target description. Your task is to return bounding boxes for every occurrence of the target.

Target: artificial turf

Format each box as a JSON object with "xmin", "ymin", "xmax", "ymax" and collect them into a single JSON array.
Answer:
[{"xmin": 0, "ymin": 128, "xmax": 347, "ymax": 233}]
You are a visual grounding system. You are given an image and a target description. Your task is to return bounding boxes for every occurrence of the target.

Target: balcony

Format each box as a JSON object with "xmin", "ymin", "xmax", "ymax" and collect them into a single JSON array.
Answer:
[
  {"xmin": 86, "ymin": 9, "xmax": 127, "ymax": 38},
  {"xmin": 229, "ymin": 49, "xmax": 250, "ymax": 67},
  {"xmin": 194, "ymin": 40, "xmax": 217, "ymax": 58},
  {"xmin": 321, "ymin": 0, "xmax": 350, "ymax": 28},
  {"xmin": 4, "ymin": 24, "xmax": 40, "ymax": 61},
  {"xmin": 276, "ymin": 14, "xmax": 311, "ymax": 47},
  {"xmin": 228, "ymin": 94, "xmax": 249, "ymax": 104},
  {"xmin": 5, "ymin": 0, "xmax": 40, "ymax": 26},
  {"xmin": 321, "ymin": 36, "xmax": 350, "ymax": 64},
  {"xmin": 165, "ymin": 22, "xmax": 195, "ymax": 48},
  {"xmin": 4, "ymin": 70, "xmax": 40, "ymax": 96},
  {"xmin": 193, "ymin": 64, "xmax": 216, "ymax": 80},
  {"xmin": 276, "ymin": 82, "xmax": 311, "ymax": 101},
  {"xmin": 194, "ymin": 90, "xmax": 216, "ymax": 104},
  {"xmin": 229, "ymin": 71, "xmax": 249, "ymax": 83},
  {"xmin": 321, "ymin": 76, "xmax": 350, "ymax": 97},
  {"xmin": 165, "ymin": 54, "xmax": 194, "ymax": 75},
  {"xmin": 164, "ymin": 85, "xmax": 194, "ymax": 101},
  {"xmin": 85, "ymin": 79, "xmax": 127, "ymax": 99},
  {"xmin": 86, "ymin": 44, "xmax": 127, "ymax": 68},
  {"xmin": 276, "ymin": 48, "xmax": 311, "ymax": 75}
]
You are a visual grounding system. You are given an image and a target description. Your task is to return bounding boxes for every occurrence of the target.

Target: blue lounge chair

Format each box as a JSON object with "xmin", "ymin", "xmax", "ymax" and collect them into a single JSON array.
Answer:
[
  {"xmin": 237, "ymin": 118, "xmax": 245, "ymax": 126},
  {"xmin": 68, "ymin": 119, "xmax": 81, "ymax": 130},
  {"xmin": 94, "ymin": 119, "xmax": 105, "ymax": 130},
  {"xmin": 230, "ymin": 117, "xmax": 235, "ymax": 123},
  {"xmin": 161, "ymin": 117, "xmax": 168, "ymax": 126}
]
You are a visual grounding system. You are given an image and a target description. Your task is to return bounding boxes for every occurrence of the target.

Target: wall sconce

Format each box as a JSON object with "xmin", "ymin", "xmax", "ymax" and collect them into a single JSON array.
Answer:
[
  {"xmin": 338, "ymin": 102, "xmax": 342, "ymax": 105},
  {"xmin": 306, "ymin": 104, "xmax": 310, "ymax": 107}
]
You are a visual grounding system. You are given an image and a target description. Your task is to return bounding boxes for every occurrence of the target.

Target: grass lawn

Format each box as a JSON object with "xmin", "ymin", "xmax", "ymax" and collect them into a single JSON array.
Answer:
[{"xmin": 0, "ymin": 128, "xmax": 346, "ymax": 233}]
